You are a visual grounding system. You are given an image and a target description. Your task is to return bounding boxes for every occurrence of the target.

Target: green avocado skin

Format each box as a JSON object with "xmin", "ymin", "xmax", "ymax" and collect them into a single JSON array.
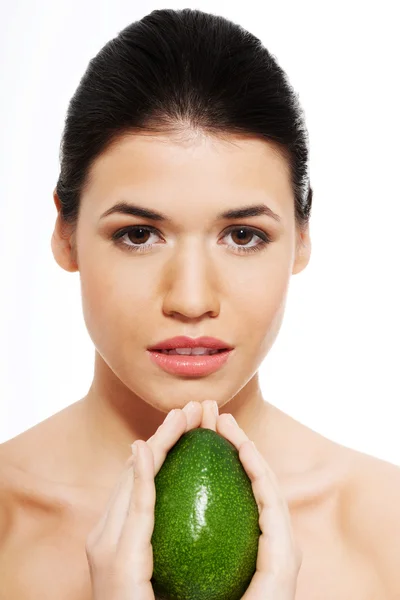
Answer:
[{"xmin": 150, "ymin": 427, "xmax": 261, "ymax": 600}]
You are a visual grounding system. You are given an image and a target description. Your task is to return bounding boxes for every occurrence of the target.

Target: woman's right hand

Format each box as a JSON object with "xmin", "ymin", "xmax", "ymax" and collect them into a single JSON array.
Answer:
[
  {"xmin": 85, "ymin": 399, "xmax": 207, "ymax": 600},
  {"xmin": 85, "ymin": 399, "xmax": 302, "ymax": 600}
]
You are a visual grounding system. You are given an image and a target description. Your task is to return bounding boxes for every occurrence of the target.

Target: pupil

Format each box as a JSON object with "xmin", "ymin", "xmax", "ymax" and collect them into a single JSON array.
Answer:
[
  {"xmin": 234, "ymin": 228, "xmax": 250, "ymax": 243},
  {"xmin": 129, "ymin": 228, "xmax": 149, "ymax": 243}
]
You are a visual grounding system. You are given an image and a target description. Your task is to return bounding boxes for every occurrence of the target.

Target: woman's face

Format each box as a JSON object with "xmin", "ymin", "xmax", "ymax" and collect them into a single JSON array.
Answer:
[{"xmin": 53, "ymin": 132, "xmax": 310, "ymax": 411}]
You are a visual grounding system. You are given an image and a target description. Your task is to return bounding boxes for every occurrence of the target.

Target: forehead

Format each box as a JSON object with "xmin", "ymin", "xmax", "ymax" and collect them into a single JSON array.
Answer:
[{"xmin": 82, "ymin": 132, "xmax": 294, "ymax": 224}]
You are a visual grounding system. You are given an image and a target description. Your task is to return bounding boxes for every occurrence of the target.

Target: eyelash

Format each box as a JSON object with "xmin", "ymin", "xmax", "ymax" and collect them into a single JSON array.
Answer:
[{"xmin": 111, "ymin": 225, "xmax": 272, "ymax": 255}]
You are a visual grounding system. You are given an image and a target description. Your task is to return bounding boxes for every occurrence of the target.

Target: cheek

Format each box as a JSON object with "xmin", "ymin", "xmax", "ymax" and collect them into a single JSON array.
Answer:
[
  {"xmin": 232, "ymin": 257, "xmax": 291, "ymax": 354},
  {"xmin": 239, "ymin": 276, "xmax": 289, "ymax": 332},
  {"xmin": 79, "ymin": 256, "xmax": 152, "ymax": 353}
]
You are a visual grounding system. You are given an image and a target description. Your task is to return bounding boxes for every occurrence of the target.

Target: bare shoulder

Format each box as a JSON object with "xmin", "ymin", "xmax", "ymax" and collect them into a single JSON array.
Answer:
[
  {"xmin": 0, "ymin": 399, "xmax": 90, "ymax": 531},
  {"xmin": 0, "ymin": 398, "xmax": 86, "ymax": 483},
  {"xmin": 0, "ymin": 427, "xmax": 51, "ymax": 541},
  {"xmin": 0, "ymin": 448, "xmax": 16, "ymax": 540},
  {"xmin": 341, "ymin": 448, "xmax": 400, "ymax": 596},
  {"xmin": 0, "ymin": 435, "xmax": 41, "ymax": 578},
  {"xmin": 0, "ymin": 435, "xmax": 30, "ymax": 527},
  {"xmin": 0, "ymin": 412, "xmax": 96, "ymax": 599}
]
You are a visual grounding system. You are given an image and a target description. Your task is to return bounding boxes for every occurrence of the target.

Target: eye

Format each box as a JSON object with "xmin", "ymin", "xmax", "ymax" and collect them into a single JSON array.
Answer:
[
  {"xmin": 111, "ymin": 225, "xmax": 272, "ymax": 255},
  {"xmin": 224, "ymin": 226, "xmax": 272, "ymax": 254},
  {"xmin": 111, "ymin": 226, "xmax": 160, "ymax": 254}
]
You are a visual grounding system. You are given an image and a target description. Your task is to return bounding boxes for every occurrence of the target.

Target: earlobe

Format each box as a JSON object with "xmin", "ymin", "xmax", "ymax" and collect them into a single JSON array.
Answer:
[
  {"xmin": 51, "ymin": 190, "xmax": 79, "ymax": 273},
  {"xmin": 51, "ymin": 220, "xmax": 79, "ymax": 273},
  {"xmin": 292, "ymin": 226, "xmax": 311, "ymax": 275}
]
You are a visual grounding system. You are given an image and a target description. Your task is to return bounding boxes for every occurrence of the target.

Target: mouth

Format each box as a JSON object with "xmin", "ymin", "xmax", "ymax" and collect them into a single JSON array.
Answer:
[
  {"xmin": 149, "ymin": 348, "xmax": 228, "ymax": 355},
  {"xmin": 147, "ymin": 348, "xmax": 233, "ymax": 376}
]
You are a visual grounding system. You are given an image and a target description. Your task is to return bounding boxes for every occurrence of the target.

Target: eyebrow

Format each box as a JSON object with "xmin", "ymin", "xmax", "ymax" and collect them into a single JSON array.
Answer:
[{"xmin": 100, "ymin": 201, "xmax": 281, "ymax": 223}]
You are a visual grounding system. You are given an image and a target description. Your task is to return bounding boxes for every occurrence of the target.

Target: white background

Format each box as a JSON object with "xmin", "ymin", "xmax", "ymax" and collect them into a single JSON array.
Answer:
[{"xmin": 0, "ymin": 0, "xmax": 399, "ymax": 464}]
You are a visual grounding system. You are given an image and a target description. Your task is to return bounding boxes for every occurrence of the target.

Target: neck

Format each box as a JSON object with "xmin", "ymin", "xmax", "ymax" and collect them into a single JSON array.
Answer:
[
  {"xmin": 76, "ymin": 352, "xmax": 329, "ymax": 495},
  {"xmin": 79, "ymin": 351, "xmax": 269, "ymax": 473}
]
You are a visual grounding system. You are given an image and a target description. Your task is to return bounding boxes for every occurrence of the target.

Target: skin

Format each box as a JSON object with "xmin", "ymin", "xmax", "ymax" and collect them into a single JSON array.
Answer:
[
  {"xmin": 86, "ymin": 401, "xmax": 301, "ymax": 600},
  {"xmin": 0, "ymin": 130, "xmax": 399, "ymax": 599}
]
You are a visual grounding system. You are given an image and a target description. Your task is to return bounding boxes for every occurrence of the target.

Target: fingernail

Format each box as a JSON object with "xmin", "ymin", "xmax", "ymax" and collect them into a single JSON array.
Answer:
[
  {"xmin": 165, "ymin": 409, "xmax": 177, "ymax": 423},
  {"xmin": 249, "ymin": 440, "xmax": 259, "ymax": 455},
  {"xmin": 227, "ymin": 413, "xmax": 237, "ymax": 425},
  {"xmin": 126, "ymin": 454, "xmax": 135, "ymax": 467},
  {"xmin": 212, "ymin": 401, "xmax": 219, "ymax": 417},
  {"xmin": 183, "ymin": 401, "xmax": 196, "ymax": 416},
  {"xmin": 131, "ymin": 442, "xmax": 138, "ymax": 459}
]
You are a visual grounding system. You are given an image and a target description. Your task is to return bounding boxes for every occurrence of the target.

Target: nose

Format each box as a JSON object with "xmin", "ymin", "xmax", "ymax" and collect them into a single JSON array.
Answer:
[{"xmin": 161, "ymin": 243, "xmax": 221, "ymax": 321}]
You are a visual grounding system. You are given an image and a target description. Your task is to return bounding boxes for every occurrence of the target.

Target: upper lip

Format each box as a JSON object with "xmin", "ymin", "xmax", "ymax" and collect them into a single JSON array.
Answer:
[{"xmin": 148, "ymin": 336, "xmax": 234, "ymax": 351}]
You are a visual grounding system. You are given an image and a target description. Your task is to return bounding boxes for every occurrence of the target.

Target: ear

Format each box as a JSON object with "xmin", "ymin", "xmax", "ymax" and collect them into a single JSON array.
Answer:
[
  {"xmin": 51, "ymin": 189, "xmax": 79, "ymax": 273},
  {"xmin": 292, "ymin": 223, "xmax": 311, "ymax": 275}
]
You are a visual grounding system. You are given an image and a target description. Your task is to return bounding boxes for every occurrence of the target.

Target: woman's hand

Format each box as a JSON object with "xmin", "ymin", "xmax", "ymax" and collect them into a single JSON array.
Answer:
[
  {"xmin": 85, "ymin": 399, "xmax": 302, "ymax": 600},
  {"xmin": 85, "ymin": 399, "xmax": 206, "ymax": 600},
  {"xmin": 212, "ymin": 402, "xmax": 303, "ymax": 600}
]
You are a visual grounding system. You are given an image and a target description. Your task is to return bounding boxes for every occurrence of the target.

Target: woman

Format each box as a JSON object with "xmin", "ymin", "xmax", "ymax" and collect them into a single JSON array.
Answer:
[{"xmin": 0, "ymin": 7, "xmax": 399, "ymax": 599}]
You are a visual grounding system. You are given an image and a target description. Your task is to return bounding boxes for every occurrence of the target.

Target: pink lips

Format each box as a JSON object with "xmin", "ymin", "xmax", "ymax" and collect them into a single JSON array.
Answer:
[
  {"xmin": 147, "ymin": 336, "xmax": 233, "ymax": 351},
  {"xmin": 147, "ymin": 348, "xmax": 233, "ymax": 376}
]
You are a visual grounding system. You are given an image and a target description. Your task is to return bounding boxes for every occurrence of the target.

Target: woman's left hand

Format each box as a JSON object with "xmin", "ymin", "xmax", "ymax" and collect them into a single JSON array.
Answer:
[{"xmin": 201, "ymin": 400, "xmax": 302, "ymax": 600}]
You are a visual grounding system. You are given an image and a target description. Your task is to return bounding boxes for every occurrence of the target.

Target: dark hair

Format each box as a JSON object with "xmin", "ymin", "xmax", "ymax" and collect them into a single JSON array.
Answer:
[{"xmin": 56, "ymin": 8, "xmax": 313, "ymax": 239}]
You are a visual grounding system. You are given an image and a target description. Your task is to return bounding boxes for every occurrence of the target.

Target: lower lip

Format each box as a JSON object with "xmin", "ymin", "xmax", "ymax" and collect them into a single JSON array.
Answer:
[{"xmin": 147, "ymin": 349, "xmax": 233, "ymax": 376}]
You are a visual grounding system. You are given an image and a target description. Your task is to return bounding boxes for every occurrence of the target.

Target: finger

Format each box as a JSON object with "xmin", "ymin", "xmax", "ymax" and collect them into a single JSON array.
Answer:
[
  {"xmin": 217, "ymin": 415, "xmax": 300, "ymax": 586},
  {"xmin": 201, "ymin": 399, "xmax": 219, "ymax": 430},
  {"xmin": 217, "ymin": 414, "xmax": 282, "ymax": 492},
  {"xmin": 217, "ymin": 414, "xmax": 294, "ymax": 539},
  {"xmin": 216, "ymin": 412, "xmax": 250, "ymax": 450},
  {"xmin": 87, "ymin": 456, "xmax": 136, "ymax": 548},
  {"xmin": 182, "ymin": 400, "xmax": 203, "ymax": 431},
  {"xmin": 146, "ymin": 401, "xmax": 203, "ymax": 474},
  {"xmin": 118, "ymin": 440, "xmax": 155, "ymax": 577},
  {"xmin": 239, "ymin": 443, "xmax": 297, "ymax": 568}
]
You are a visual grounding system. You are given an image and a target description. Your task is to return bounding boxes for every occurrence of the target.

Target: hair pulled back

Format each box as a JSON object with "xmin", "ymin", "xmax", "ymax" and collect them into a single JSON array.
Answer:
[{"xmin": 56, "ymin": 8, "xmax": 313, "ymax": 234}]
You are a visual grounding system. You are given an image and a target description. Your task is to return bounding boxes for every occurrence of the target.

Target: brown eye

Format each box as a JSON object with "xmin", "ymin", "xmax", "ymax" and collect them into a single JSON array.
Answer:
[
  {"xmin": 111, "ymin": 225, "xmax": 161, "ymax": 253},
  {"xmin": 125, "ymin": 227, "xmax": 152, "ymax": 245},
  {"xmin": 230, "ymin": 228, "xmax": 254, "ymax": 246},
  {"xmin": 223, "ymin": 226, "xmax": 272, "ymax": 255}
]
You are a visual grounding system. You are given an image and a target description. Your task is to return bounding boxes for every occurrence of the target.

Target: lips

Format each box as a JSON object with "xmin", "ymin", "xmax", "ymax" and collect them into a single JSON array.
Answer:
[
  {"xmin": 147, "ymin": 347, "xmax": 233, "ymax": 376},
  {"xmin": 148, "ymin": 336, "xmax": 233, "ymax": 352},
  {"xmin": 153, "ymin": 348, "xmax": 224, "ymax": 355}
]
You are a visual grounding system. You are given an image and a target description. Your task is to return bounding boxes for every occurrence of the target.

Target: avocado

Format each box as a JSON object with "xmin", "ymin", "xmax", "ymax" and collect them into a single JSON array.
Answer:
[{"xmin": 150, "ymin": 427, "xmax": 261, "ymax": 600}]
